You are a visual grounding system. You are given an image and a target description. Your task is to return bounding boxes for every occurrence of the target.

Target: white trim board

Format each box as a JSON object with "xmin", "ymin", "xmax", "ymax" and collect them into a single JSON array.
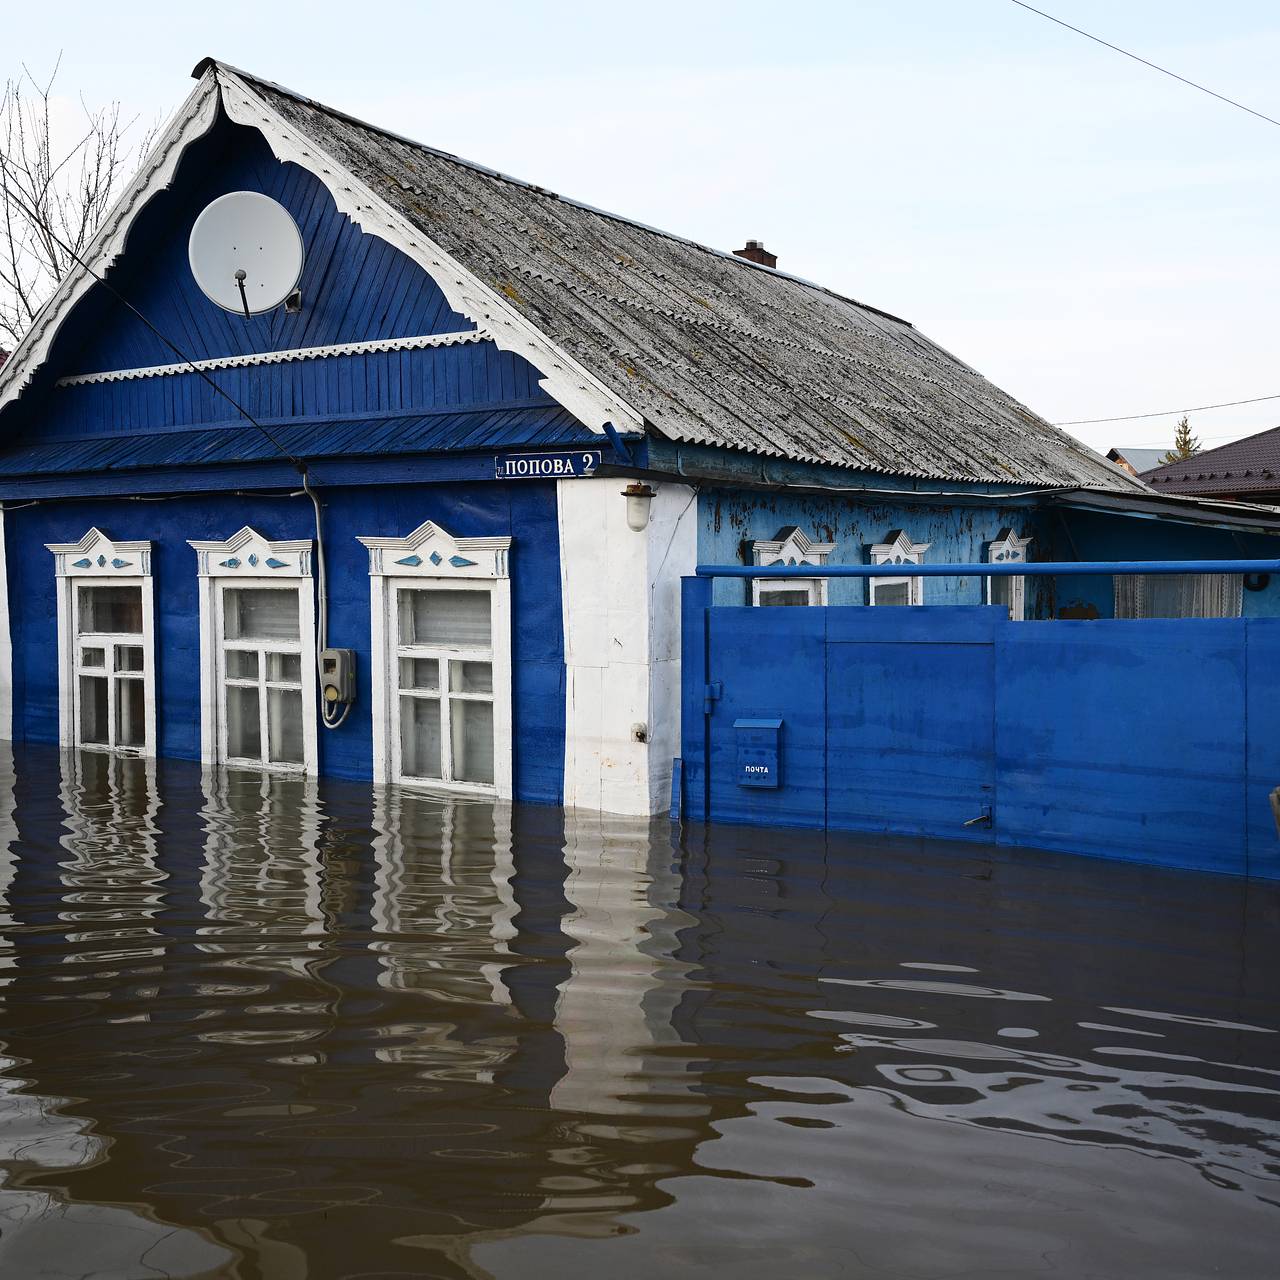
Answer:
[{"xmin": 55, "ymin": 330, "xmax": 486, "ymax": 386}]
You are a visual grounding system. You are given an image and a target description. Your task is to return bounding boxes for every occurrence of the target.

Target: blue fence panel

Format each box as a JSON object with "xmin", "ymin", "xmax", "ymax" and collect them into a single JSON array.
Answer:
[
  {"xmin": 995, "ymin": 620, "xmax": 1248, "ymax": 875},
  {"xmin": 706, "ymin": 606, "xmax": 828, "ymax": 829},
  {"xmin": 827, "ymin": 608, "xmax": 996, "ymax": 839},
  {"xmin": 680, "ymin": 579, "xmax": 1280, "ymax": 879},
  {"xmin": 1245, "ymin": 620, "xmax": 1280, "ymax": 880}
]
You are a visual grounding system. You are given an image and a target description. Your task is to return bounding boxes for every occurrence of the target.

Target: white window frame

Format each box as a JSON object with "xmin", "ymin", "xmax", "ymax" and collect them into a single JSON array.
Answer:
[
  {"xmin": 188, "ymin": 527, "xmax": 318, "ymax": 775},
  {"xmin": 359, "ymin": 521, "xmax": 513, "ymax": 799},
  {"xmin": 986, "ymin": 530, "xmax": 1033, "ymax": 620},
  {"xmin": 868, "ymin": 531, "xmax": 930, "ymax": 606},
  {"xmin": 46, "ymin": 529, "xmax": 156, "ymax": 757},
  {"xmin": 748, "ymin": 526, "xmax": 835, "ymax": 606}
]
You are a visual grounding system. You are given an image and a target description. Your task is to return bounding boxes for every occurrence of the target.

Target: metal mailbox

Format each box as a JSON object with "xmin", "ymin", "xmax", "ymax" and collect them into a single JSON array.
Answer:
[{"xmin": 734, "ymin": 718, "xmax": 782, "ymax": 789}]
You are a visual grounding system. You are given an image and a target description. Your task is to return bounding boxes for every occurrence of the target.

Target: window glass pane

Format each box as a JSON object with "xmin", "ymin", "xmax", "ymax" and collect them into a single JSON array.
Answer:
[
  {"xmin": 115, "ymin": 678, "xmax": 145, "ymax": 749},
  {"xmin": 874, "ymin": 581, "xmax": 911, "ymax": 607},
  {"xmin": 451, "ymin": 700, "xmax": 494, "ymax": 786},
  {"xmin": 267, "ymin": 687, "xmax": 304, "ymax": 764},
  {"xmin": 115, "ymin": 645, "xmax": 145, "ymax": 673},
  {"xmin": 225, "ymin": 649, "xmax": 259, "ymax": 680},
  {"xmin": 449, "ymin": 660, "xmax": 493, "ymax": 694},
  {"xmin": 79, "ymin": 675, "xmax": 109, "ymax": 745},
  {"xmin": 398, "ymin": 589, "xmax": 490, "ymax": 648},
  {"xmin": 78, "ymin": 584, "xmax": 142, "ymax": 635},
  {"xmin": 266, "ymin": 652, "xmax": 302, "ymax": 684},
  {"xmin": 990, "ymin": 575, "xmax": 1014, "ymax": 612},
  {"xmin": 399, "ymin": 657, "xmax": 439, "ymax": 691},
  {"xmin": 400, "ymin": 696, "xmax": 442, "ymax": 779},
  {"xmin": 223, "ymin": 588, "xmax": 300, "ymax": 642},
  {"xmin": 760, "ymin": 589, "xmax": 811, "ymax": 607},
  {"xmin": 80, "ymin": 646, "xmax": 105, "ymax": 668},
  {"xmin": 226, "ymin": 685, "xmax": 261, "ymax": 760}
]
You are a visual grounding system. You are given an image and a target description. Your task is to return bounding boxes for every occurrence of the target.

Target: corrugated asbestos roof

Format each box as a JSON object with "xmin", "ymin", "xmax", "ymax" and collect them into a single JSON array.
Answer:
[
  {"xmin": 228, "ymin": 67, "xmax": 1142, "ymax": 493},
  {"xmin": 0, "ymin": 406, "xmax": 593, "ymax": 477},
  {"xmin": 1141, "ymin": 426, "xmax": 1280, "ymax": 496}
]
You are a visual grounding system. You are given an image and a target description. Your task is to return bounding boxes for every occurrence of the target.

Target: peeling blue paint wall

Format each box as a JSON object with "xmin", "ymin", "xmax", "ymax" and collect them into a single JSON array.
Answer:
[
  {"xmin": 3, "ymin": 482, "xmax": 565, "ymax": 803},
  {"xmin": 697, "ymin": 488, "xmax": 1049, "ymax": 611}
]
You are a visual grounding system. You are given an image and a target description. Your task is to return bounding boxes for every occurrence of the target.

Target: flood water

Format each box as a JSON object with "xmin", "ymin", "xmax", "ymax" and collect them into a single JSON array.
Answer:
[{"xmin": 0, "ymin": 746, "xmax": 1276, "ymax": 1279}]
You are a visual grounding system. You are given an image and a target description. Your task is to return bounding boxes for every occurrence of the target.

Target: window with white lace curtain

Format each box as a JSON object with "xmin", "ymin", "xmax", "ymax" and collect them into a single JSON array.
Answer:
[{"xmin": 1112, "ymin": 573, "xmax": 1243, "ymax": 619}]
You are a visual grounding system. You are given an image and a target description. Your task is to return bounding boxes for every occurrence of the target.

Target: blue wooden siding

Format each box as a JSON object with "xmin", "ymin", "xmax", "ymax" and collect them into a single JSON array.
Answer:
[
  {"xmin": 697, "ymin": 489, "xmax": 1049, "ymax": 611},
  {"xmin": 4, "ymin": 482, "xmax": 566, "ymax": 803},
  {"xmin": 697, "ymin": 488, "xmax": 1280, "ymax": 618},
  {"xmin": 0, "ymin": 115, "xmax": 561, "ymax": 458}
]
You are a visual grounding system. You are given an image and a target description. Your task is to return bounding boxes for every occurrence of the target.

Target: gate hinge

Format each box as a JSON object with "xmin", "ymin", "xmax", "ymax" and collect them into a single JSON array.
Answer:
[{"xmin": 703, "ymin": 681, "xmax": 723, "ymax": 715}]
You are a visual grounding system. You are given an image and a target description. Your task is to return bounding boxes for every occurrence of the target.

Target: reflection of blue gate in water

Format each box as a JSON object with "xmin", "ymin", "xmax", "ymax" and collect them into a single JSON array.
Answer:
[{"xmin": 679, "ymin": 562, "xmax": 1280, "ymax": 880}]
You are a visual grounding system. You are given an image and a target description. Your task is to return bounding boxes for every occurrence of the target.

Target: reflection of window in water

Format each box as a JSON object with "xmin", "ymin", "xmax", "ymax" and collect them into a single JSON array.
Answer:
[
  {"xmin": 54, "ymin": 750, "xmax": 164, "ymax": 954},
  {"xmin": 371, "ymin": 789, "xmax": 516, "ymax": 1002},
  {"xmin": 196, "ymin": 768, "xmax": 324, "ymax": 972}
]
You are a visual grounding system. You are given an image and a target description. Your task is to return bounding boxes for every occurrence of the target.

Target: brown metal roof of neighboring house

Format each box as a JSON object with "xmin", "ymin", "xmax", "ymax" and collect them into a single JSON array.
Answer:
[
  {"xmin": 1141, "ymin": 426, "xmax": 1280, "ymax": 497},
  {"xmin": 222, "ymin": 66, "xmax": 1142, "ymax": 493}
]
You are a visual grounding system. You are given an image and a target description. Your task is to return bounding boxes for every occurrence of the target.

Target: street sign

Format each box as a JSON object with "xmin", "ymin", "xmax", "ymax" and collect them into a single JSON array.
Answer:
[{"xmin": 495, "ymin": 450, "xmax": 601, "ymax": 480}]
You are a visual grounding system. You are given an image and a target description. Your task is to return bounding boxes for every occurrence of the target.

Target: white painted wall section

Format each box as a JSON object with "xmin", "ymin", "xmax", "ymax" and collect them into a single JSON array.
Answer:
[
  {"xmin": 0, "ymin": 508, "xmax": 10, "ymax": 742},
  {"xmin": 558, "ymin": 478, "xmax": 697, "ymax": 815}
]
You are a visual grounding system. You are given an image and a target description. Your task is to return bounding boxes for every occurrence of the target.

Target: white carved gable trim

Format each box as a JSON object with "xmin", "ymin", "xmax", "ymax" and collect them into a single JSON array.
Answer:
[
  {"xmin": 47, "ymin": 528, "xmax": 152, "ymax": 577},
  {"xmin": 869, "ymin": 530, "xmax": 930, "ymax": 566},
  {"xmin": 214, "ymin": 67, "xmax": 643, "ymax": 436},
  {"xmin": 749, "ymin": 526, "xmax": 836, "ymax": 567},
  {"xmin": 55, "ymin": 330, "xmax": 484, "ymax": 387},
  {"xmin": 187, "ymin": 527, "xmax": 313, "ymax": 578},
  {"xmin": 358, "ymin": 520, "xmax": 511, "ymax": 580},
  {"xmin": 0, "ymin": 71, "xmax": 222, "ymax": 411},
  {"xmin": 987, "ymin": 529, "xmax": 1033, "ymax": 563}
]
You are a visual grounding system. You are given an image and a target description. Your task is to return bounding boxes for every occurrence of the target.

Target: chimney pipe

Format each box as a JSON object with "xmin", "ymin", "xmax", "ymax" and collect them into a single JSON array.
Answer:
[{"xmin": 734, "ymin": 239, "xmax": 777, "ymax": 268}]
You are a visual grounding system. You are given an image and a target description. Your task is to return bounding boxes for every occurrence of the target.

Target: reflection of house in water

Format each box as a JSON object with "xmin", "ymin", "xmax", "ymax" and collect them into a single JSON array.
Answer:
[{"xmin": 0, "ymin": 751, "xmax": 736, "ymax": 1278}]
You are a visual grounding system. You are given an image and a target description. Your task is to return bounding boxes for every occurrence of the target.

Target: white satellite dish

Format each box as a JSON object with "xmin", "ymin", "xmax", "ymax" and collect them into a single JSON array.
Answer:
[{"xmin": 188, "ymin": 191, "xmax": 304, "ymax": 316}]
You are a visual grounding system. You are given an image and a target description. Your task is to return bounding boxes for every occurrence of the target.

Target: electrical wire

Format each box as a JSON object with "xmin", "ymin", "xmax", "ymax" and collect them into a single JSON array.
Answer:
[
  {"xmin": 0, "ymin": 185, "xmax": 351, "ymax": 728},
  {"xmin": 1008, "ymin": 1, "xmax": 1280, "ymax": 131},
  {"xmin": 1055, "ymin": 392, "xmax": 1280, "ymax": 427}
]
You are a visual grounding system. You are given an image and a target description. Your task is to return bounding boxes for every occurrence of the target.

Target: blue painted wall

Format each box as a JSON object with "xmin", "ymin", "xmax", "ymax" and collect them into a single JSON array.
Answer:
[
  {"xmin": 697, "ymin": 488, "xmax": 1280, "ymax": 619},
  {"xmin": 697, "ymin": 488, "xmax": 1048, "ymax": 611},
  {"xmin": 4, "ymin": 482, "xmax": 566, "ymax": 803}
]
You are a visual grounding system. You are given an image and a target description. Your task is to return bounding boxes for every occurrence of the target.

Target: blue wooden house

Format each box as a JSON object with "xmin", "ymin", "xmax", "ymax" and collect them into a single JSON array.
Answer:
[{"xmin": 1, "ymin": 59, "xmax": 1277, "ymax": 814}]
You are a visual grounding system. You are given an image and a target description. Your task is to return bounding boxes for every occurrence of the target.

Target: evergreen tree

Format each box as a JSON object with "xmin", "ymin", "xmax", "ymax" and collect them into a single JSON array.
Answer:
[{"xmin": 1161, "ymin": 415, "xmax": 1200, "ymax": 464}]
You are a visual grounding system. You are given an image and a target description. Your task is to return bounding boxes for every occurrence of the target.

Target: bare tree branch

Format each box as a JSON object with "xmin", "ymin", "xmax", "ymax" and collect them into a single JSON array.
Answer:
[{"xmin": 0, "ymin": 56, "xmax": 157, "ymax": 350}]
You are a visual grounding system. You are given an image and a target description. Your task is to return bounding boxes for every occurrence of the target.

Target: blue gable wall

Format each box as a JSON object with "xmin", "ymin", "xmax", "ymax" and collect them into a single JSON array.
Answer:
[
  {"xmin": 4, "ymin": 482, "xmax": 566, "ymax": 803},
  {"xmin": 1, "ymin": 116, "xmax": 557, "ymax": 448}
]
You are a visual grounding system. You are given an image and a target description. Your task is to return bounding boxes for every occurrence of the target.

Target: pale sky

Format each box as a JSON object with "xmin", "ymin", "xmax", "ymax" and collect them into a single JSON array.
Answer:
[{"xmin": 6, "ymin": 0, "xmax": 1279, "ymax": 457}]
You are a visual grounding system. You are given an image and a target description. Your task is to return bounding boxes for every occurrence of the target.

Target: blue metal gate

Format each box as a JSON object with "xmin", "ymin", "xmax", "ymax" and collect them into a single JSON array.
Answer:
[{"xmin": 679, "ymin": 566, "xmax": 1280, "ymax": 880}]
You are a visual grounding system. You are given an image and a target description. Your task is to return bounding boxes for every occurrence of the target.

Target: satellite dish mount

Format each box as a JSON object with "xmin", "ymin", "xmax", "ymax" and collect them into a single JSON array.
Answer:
[{"xmin": 188, "ymin": 191, "xmax": 304, "ymax": 319}]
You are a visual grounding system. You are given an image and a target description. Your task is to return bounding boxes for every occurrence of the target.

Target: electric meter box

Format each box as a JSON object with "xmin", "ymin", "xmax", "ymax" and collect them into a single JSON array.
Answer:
[
  {"xmin": 734, "ymin": 718, "xmax": 782, "ymax": 789},
  {"xmin": 320, "ymin": 647, "xmax": 356, "ymax": 705}
]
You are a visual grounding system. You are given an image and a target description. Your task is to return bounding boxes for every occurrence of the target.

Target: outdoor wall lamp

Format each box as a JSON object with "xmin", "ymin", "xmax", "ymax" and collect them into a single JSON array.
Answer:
[{"xmin": 623, "ymin": 482, "xmax": 656, "ymax": 532}]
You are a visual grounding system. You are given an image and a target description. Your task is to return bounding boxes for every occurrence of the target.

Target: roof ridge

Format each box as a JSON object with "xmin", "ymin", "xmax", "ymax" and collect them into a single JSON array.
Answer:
[
  {"xmin": 194, "ymin": 57, "xmax": 913, "ymax": 328},
  {"xmin": 1144, "ymin": 421, "xmax": 1280, "ymax": 476}
]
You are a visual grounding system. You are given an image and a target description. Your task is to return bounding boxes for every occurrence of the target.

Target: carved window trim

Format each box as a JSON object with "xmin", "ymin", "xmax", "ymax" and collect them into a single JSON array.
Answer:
[
  {"xmin": 357, "ymin": 521, "xmax": 513, "ymax": 798},
  {"xmin": 46, "ymin": 528, "xmax": 156, "ymax": 756},
  {"xmin": 868, "ymin": 530, "xmax": 930, "ymax": 607}
]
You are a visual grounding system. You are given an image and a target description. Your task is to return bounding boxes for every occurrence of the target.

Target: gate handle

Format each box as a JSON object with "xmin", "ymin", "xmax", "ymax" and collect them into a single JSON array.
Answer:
[{"xmin": 963, "ymin": 807, "xmax": 993, "ymax": 828}]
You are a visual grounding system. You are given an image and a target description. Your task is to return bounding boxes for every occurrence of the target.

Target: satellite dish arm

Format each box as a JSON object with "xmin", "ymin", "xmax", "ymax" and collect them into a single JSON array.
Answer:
[{"xmin": 234, "ymin": 269, "xmax": 251, "ymax": 322}]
